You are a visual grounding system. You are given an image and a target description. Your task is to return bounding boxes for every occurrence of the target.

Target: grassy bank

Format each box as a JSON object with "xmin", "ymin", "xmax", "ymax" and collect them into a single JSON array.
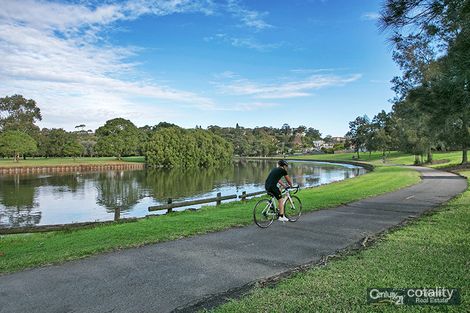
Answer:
[
  {"xmin": 0, "ymin": 166, "xmax": 420, "ymax": 274},
  {"xmin": 294, "ymin": 151, "xmax": 463, "ymax": 168},
  {"xmin": 0, "ymin": 156, "xmax": 145, "ymax": 167},
  {"xmin": 0, "ymin": 151, "xmax": 464, "ymax": 168},
  {"xmin": 210, "ymin": 171, "xmax": 470, "ymax": 313}
]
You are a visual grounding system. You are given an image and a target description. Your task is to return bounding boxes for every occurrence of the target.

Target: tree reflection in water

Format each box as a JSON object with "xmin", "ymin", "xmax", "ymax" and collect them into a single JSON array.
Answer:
[
  {"xmin": 0, "ymin": 160, "xmax": 366, "ymax": 227},
  {"xmin": 0, "ymin": 175, "xmax": 41, "ymax": 227}
]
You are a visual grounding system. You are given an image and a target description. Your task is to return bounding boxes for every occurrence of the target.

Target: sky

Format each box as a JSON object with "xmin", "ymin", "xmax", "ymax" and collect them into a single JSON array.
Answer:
[{"xmin": 0, "ymin": 0, "xmax": 400, "ymax": 136}]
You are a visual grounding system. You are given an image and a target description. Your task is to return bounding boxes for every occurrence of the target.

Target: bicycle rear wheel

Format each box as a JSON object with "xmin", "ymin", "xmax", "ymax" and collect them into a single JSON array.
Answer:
[
  {"xmin": 285, "ymin": 195, "xmax": 302, "ymax": 222},
  {"xmin": 253, "ymin": 199, "xmax": 276, "ymax": 228}
]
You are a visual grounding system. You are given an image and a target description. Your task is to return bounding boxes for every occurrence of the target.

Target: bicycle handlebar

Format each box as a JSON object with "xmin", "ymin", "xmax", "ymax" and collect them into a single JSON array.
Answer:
[{"xmin": 285, "ymin": 185, "xmax": 300, "ymax": 194}]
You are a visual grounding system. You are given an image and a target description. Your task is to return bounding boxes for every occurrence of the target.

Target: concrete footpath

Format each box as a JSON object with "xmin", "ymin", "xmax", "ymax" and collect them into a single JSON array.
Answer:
[{"xmin": 0, "ymin": 167, "xmax": 467, "ymax": 313}]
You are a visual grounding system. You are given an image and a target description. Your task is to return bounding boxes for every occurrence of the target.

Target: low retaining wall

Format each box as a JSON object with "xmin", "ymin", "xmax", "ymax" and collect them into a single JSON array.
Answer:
[{"xmin": 0, "ymin": 163, "xmax": 145, "ymax": 174}]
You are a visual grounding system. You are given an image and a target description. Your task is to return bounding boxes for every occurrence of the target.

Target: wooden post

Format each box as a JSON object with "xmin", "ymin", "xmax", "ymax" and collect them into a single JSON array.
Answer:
[
  {"xmin": 216, "ymin": 192, "xmax": 222, "ymax": 205},
  {"xmin": 241, "ymin": 191, "xmax": 247, "ymax": 201},
  {"xmin": 114, "ymin": 208, "xmax": 120, "ymax": 221},
  {"xmin": 167, "ymin": 198, "xmax": 173, "ymax": 213}
]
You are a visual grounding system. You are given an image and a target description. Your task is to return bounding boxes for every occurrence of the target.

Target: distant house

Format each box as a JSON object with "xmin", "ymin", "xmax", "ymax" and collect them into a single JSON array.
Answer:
[
  {"xmin": 331, "ymin": 136, "xmax": 346, "ymax": 143},
  {"xmin": 312, "ymin": 140, "xmax": 324, "ymax": 150},
  {"xmin": 312, "ymin": 140, "xmax": 333, "ymax": 151}
]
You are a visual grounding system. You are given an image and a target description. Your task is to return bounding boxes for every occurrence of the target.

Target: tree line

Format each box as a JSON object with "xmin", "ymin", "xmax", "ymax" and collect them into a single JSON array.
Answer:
[
  {"xmin": 0, "ymin": 94, "xmax": 327, "ymax": 163},
  {"xmin": 0, "ymin": 97, "xmax": 231, "ymax": 167},
  {"xmin": 207, "ymin": 124, "xmax": 322, "ymax": 156},
  {"xmin": 345, "ymin": 0, "xmax": 469, "ymax": 165}
]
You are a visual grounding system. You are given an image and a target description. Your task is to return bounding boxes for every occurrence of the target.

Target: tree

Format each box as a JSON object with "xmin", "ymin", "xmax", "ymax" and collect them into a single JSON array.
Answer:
[
  {"xmin": 39, "ymin": 128, "xmax": 70, "ymax": 157},
  {"xmin": 95, "ymin": 118, "xmax": 139, "ymax": 159},
  {"xmin": 0, "ymin": 131, "xmax": 37, "ymax": 162},
  {"xmin": 306, "ymin": 127, "xmax": 322, "ymax": 140},
  {"xmin": 380, "ymin": 0, "xmax": 470, "ymax": 164},
  {"xmin": 145, "ymin": 127, "xmax": 233, "ymax": 168},
  {"xmin": 345, "ymin": 116, "xmax": 370, "ymax": 158},
  {"xmin": 0, "ymin": 95, "xmax": 42, "ymax": 133},
  {"xmin": 63, "ymin": 141, "xmax": 85, "ymax": 160},
  {"xmin": 392, "ymin": 97, "xmax": 436, "ymax": 164},
  {"xmin": 370, "ymin": 110, "xmax": 394, "ymax": 160}
]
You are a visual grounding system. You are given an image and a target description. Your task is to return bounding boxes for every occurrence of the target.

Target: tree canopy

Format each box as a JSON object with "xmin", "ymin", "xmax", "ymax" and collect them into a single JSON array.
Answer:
[
  {"xmin": 378, "ymin": 0, "xmax": 470, "ymax": 164},
  {"xmin": 0, "ymin": 131, "xmax": 37, "ymax": 162},
  {"xmin": 145, "ymin": 127, "xmax": 233, "ymax": 168},
  {"xmin": 95, "ymin": 118, "xmax": 140, "ymax": 159},
  {"xmin": 0, "ymin": 95, "xmax": 42, "ymax": 134}
]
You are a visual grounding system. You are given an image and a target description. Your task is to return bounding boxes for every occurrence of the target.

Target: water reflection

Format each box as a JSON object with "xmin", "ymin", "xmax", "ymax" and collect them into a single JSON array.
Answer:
[
  {"xmin": 0, "ymin": 175, "xmax": 41, "ymax": 227},
  {"xmin": 0, "ymin": 160, "xmax": 366, "ymax": 227}
]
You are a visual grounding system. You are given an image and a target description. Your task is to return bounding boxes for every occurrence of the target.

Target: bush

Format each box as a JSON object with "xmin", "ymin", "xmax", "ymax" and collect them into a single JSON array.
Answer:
[{"xmin": 145, "ymin": 127, "xmax": 233, "ymax": 168}]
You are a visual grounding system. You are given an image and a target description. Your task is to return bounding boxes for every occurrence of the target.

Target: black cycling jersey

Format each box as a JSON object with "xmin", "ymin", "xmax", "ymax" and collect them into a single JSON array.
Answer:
[{"xmin": 265, "ymin": 167, "xmax": 287, "ymax": 189}]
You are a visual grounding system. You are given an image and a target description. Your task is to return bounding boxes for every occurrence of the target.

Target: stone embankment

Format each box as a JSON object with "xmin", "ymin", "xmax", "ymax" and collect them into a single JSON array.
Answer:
[{"xmin": 0, "ymin": 163, "xmax": 145, "ymax": 174}]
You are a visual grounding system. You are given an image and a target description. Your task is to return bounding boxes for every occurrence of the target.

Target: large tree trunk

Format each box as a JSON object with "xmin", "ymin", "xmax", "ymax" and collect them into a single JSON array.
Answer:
[{"xmin": 427, "ymin": 149, "xmax": 433, "ymax": 164}]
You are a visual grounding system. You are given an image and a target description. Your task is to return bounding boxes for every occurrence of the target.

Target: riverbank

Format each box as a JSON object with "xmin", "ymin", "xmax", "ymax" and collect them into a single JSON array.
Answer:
[
  {"xmin": 0, "ymin": 165, "xmax": 420, "ymax": 274},
  {"xmin": 0, "ymin": 156, "xmax": 144, "ymax": 168},
  {"xmin": 0, "ymin": 162, "xmax": 145, "ymax": 174},
  {"xmin": 210, "ymin": 170, "xmax": 470, "ymax": 313},
  {"xmin": 293, "ymin": 151, "xmax": 464, "ymax": 169}
]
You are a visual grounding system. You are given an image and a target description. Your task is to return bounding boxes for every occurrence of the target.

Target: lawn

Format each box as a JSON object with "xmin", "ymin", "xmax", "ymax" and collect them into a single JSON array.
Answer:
[
  {"xmin": 294, "ymin": 150, "xmax": 464, "ymax": 168},
  {"xmin": 0, "ymin": 156, "xmax": 145, "ymax": 167},
  {"xmin": 209, "ymin": 171, "xmax": 470, "ymax": 313},
  {"xmin": 0, "ymin": 166, "xmax": 420, "ymax": 274}
]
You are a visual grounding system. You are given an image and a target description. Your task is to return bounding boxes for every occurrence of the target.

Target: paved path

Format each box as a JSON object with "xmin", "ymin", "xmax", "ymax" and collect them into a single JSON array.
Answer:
[{"xmin": 0, "ymin": 167, "xmax": 466, "ymax": 313}]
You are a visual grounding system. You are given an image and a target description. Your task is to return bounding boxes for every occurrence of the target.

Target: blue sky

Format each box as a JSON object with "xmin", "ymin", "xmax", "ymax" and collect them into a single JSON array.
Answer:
[{"xmin": 0, "ymin": 0, "xmax": 399, "ymax": 136}]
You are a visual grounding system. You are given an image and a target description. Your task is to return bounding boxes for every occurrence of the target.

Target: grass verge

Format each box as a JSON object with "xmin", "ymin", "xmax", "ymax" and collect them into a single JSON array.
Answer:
[
  {"xmin": 0, "ymin": 166, "xmax": 420, "ymax": 274},
  {"xmin": 0, "ymin": 156, "xmax": 145, "ymax": 167},
  {"xmin": 209, "ymin": 171, "xmax": 470, "ymax": 313},
  {"xmin": 295, "ymin": 151, "xmax": 464, "ymax": 168}
]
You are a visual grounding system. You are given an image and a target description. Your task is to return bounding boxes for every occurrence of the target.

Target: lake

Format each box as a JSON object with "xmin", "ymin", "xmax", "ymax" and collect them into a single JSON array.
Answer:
[{"xmin": 0, "ymin": 160, "xmax": 366, "ymax": 227}]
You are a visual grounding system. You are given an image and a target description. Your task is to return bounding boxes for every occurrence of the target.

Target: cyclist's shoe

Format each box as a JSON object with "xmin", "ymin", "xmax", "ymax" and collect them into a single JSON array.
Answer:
[{"xmin": 278, "ymin": 216, "xmax": 289, "ymax": 222}]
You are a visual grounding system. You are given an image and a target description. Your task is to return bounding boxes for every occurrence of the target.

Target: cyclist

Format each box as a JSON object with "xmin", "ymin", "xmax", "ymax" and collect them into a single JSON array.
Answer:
[{"xmin": 265, "ymin": 160, "xmax": 293, "ymax": 222}]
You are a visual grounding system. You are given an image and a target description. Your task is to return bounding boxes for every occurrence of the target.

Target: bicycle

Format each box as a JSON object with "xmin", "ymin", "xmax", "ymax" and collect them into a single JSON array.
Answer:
[{"xmin": 253, "ymin": 186, "xmax": 302, "ymax": 228}]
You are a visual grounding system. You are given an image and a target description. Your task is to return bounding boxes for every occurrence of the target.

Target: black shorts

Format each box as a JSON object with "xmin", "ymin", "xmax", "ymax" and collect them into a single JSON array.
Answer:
[{"xmin": 265, "ymin": 185, "xmax": 282, "ymax": 200}]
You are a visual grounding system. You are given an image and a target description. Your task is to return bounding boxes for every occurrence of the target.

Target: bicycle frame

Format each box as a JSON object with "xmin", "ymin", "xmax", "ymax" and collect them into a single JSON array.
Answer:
[
  {"xmin": 264, "ymin": 189, "xmax": 295, "ymax": 215},
  {"xmin": 253, "ymin": 185, "xmax": 301, "ymax": 227}
]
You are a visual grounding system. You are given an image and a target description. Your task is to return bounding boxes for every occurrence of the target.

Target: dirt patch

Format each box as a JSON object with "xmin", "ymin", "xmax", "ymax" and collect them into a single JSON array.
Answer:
[{"xmin": 431, "ymin": 159, "xmax": 450, "ymax": 165}]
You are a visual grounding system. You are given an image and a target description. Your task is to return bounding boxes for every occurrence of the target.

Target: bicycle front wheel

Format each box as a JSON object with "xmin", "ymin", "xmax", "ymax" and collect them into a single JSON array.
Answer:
[
  {"xmin": 253, "ymin": 199, "xmax": 276, "ymax": 228},
  {"xmin": 285, "ymin": 195, "xmax": 302, "ymax": 222}
]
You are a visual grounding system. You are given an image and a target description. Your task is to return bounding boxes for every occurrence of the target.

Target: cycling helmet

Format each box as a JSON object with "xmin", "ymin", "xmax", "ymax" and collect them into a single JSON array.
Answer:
[{"xmin": 278, "ymin": 160, "xmax": 288, "ymax": 167}]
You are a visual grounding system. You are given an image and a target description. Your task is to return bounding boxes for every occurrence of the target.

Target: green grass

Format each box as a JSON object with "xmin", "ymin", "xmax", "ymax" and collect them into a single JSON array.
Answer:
[
  {"xmin": 295, "ymin": 151, "xmax": 464, "ymax": 168},
  {"xmin": 210, "ymin": 171, "xmax": 470, "ymax": 313},
  {"xmin": 0, "ymin": 166, "xmax": 420, "ymax": 274},
  {"xmin": 294, "ymin": 151, "xmax": 412, "ymax": 164},
  {"xmin": 0, "ymin": 156, "xmax": 145, "ymax": 167},
  {"xmin": 0, "ymin": 151, "xmax": 464, "ymax": 168}
]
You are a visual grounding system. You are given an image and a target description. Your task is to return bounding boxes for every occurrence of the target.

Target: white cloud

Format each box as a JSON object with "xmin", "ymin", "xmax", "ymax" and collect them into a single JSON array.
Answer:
[
  {"xmin": 208, "ymin": 101, "xmax": 280, "ymax": 111},
  {"xmin": 226, "ymin": 0, "xmax": 273, "ymax": 30},
  {"xmin": 0, "ymin": 0, "xmax": 215, "ymax": 33},
  {"xmin": 0, "ymin": 0, "xmax": 218, "ymax": 130},
  {"xmin": 215, "ymin": 73, "xmax": 362, "ymax": 99},
  {"xmin": 204, "ymin": 33, "xmax": 281, "ymax": 51}
]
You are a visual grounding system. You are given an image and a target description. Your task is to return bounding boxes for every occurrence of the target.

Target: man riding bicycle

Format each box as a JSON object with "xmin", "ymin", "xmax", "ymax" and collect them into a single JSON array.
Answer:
[{"xmin": 265, "ymin": 160, "xmax": 293, "ymax": 222}]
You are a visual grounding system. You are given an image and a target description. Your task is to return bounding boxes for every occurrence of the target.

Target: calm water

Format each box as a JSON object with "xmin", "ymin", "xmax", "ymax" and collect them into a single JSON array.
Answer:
[{"xmin": 0, "ymin": 160, "xmax": 366, "ymax": 227}]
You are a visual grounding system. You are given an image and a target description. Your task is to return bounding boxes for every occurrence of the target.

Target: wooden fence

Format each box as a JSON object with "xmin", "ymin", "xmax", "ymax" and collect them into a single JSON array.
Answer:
[
  {"xmin": 149, "ymin": 192, "xmax": 239, "ymax": 213},
  {"xmin": 0, "ymin": 190, "xmax": 268, "ymax": 234}
]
